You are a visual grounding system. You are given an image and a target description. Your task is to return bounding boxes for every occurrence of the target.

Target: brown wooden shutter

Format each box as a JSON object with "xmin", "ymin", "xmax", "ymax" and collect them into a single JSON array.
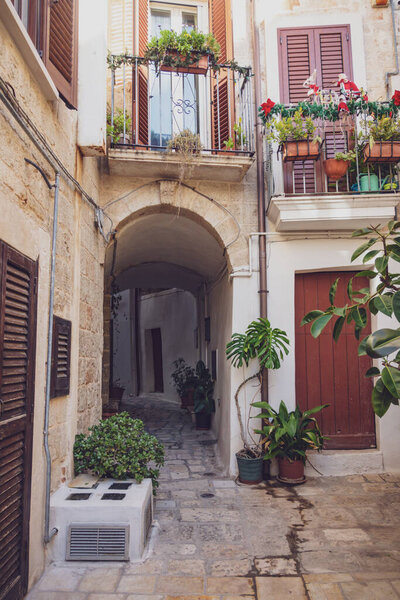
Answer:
[
  {"xmin": 44, "ymin": 0, "xmax": 79, "ymax": 109},
  {"xmin": 278, "ymin": 25, "xmax": 353, "ymax": 193},
  {"xmin": 132, "ymin": 0, "xmax": 148, "ymax": 145},
  {"xmin": 209, "ymin": 0, "xmax": 234, "ymax": 149},
  {"xmin": 50, "ymin": 316, "xmax": 71, "ymax": 398},
  {"xmin": 0, "ymin": 241, "xmax": 37, "ymax": 600}
]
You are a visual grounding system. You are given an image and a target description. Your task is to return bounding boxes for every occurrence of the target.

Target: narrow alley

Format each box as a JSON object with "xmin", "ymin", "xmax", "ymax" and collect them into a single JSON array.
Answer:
[{"xmin": 27, "ymin": 396, "xmax": 400, "ymax": 600}]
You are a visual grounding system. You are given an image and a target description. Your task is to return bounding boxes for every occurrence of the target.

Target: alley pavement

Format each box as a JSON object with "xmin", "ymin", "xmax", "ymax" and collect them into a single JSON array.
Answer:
[{"xmin": 27, "ymin": 395, "xmax": 400, "ymax": 600}]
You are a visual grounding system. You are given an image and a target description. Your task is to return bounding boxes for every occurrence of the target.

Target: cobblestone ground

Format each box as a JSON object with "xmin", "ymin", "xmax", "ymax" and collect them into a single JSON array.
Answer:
[{"xmin": 27, "ymin": 395, "xmax": 400, "ymax": 600}]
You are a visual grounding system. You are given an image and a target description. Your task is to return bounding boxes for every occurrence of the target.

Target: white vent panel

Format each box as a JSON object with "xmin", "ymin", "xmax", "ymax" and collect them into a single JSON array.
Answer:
[{"xmin": 67, "ymin": 524, "xmax": 129, "ymax": 561}]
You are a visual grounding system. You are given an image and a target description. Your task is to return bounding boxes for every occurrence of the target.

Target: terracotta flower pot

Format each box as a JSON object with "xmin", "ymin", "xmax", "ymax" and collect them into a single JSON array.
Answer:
[
  {"xmin": 181, "ymin": 388, "xmax": 194, "ymax": 409},
  {"xmin": 282, "ymin": 140, "xmax": 321, "ymax": 162},
  {"xmin": 323, "ymin": 158, "xmax": 349, "ymax": 181},
  {"xmin": 160, "ymin": 51, "xmax": 208, "ymax": 75},
  {"xmin": 278, "ymin": 456, "xmax": 305, "ymax": 485},
  {"xmin": 363, "ymin": 141, "xmax": 400, "ymax": 163}
]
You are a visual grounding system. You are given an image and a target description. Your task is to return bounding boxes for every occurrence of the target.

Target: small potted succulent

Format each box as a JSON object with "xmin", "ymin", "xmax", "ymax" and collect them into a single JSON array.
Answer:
[
  {"xmin": 252, "ymin": 401, "xmax": 327, "ymax": 484},
  {"xmin": 323, "ymin": 149, "xmax": 356, "ymax": 181},
  {"xmin": 226, "ymin": 318, "xmax": 290, "ymax": 484},
  {"xmin": 145, "ymin": 30, "xmax": 220, "ymax": 75},
  {"xmin": 193, "ymin": 360, "xmax": 215, "ymax": 430},
  {"xmin": 361, "ymin": 115, "xmax": 400, "ymax": 163},
  {"xmin": 267, "ymin": 108, "xmax": 321, "ymax": 162}
]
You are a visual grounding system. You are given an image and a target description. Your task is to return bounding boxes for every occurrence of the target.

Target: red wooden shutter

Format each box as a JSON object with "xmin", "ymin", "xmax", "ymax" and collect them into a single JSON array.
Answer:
[
  {"xmin": 0, "ymin": 242, "xmax": 37, "ymax": 600},
  {"xmin": 278, "ymin": 26, "xmax": 353, "ymax": 193},
  {"xmin": 133, "ymin": 0, "xmax": 148, "ymax": 145},
  {"xmin": 209, "ymin": 0, "xmax": 234, "ymax": 149},
  {"xmin": 50, "ymin": 316, "xmax": 71, "ymax": 398},
  {"xmin": 295, "ymin": 271, "xmax": 376, "ymax": 449},
  {"xmin": 44, "ymin": 0, "xmax": 79, "ymax": 109}
]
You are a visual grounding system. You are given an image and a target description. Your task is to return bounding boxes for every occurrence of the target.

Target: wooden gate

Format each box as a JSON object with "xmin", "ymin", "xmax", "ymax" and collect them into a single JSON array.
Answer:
[
  {"xmin": 0, "ymin": 241, "xmax": 38, "ymax": 600},
  {"xmin": 295, "ymin": 271, "xmax": 376, "ymax": 449}
]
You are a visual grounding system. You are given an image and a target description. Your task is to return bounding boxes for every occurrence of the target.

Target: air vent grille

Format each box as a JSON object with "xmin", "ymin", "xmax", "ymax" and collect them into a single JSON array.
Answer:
[{"xmin": 67, "ymin": 524, "xmax": 129, "ymax": 561}]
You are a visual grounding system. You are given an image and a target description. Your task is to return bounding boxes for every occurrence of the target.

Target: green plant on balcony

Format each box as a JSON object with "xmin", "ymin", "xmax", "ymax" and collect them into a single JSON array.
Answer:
[
  {"xmin": 223, "ymin": 119, "xmax": 248, "ymax": 150},
  {"xmin": 266, "ymin": 108, "xmax": 316, "ymax": 143},
  {"xmin": 145, "ymin": 29, "xmax": 220, "ymax": 71},
  {"xmin": 106, "ymin": 108, "xmax": 132, "ymax": 144},
  {"xmin": 360, "ymin": 116, "xmax": 400, "ymax": 163}
]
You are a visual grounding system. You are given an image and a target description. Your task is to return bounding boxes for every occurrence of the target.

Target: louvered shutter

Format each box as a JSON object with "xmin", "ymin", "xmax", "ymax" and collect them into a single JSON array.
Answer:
[
  {"xmin": 278, "ymin": 26, "xmax": 352, "ymax": 193},
  {"xmin": 209, "ymin": 0, "xmax": 234, "ymax": 149},
  {"xmin": 44, "ymin": 0, "xmax": 79, "ymax": 109},
  {"xmin": 50, "ymin": 316, "xmax": 71, "ymax": 398},
  {"xmin": 0, "ymin": 242, "xmax": 37, "ymax": 600},
  {"xmin": 133, "ymin": 0, "xmax": 148, "ymax": 145}
]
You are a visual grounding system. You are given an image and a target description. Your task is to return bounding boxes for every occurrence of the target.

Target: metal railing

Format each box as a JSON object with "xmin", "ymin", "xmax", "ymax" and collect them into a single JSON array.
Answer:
[
  {"xmin": 265, "ymin": 106, "xmax": 400, "ymax": 197},
  {"xmin": 109, "ymin": 55, "xmax": 254, "ymax": 155}
]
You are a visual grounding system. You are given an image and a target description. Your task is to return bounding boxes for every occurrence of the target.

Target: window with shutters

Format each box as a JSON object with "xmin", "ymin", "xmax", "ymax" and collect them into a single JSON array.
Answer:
[
  {"xmin": 278, "ymin": 25, "xmax": 353, "ymax": 194},
  {"xmin": 50, "ymin": 316, "xmax": 71, "ymax": 398},
  {"xmin": 11, "ymin": 0, "xmax": 79, "ymax": 108}
]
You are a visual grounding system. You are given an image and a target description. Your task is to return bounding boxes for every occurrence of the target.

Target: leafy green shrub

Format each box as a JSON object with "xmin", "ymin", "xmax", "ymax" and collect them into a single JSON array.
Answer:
[
  {"xmin": 73, "ymin": 412, "xmax": 164, "ymax": 491},
  {"xmin": 267, "ymin": 108, "xmax": 317, "ymax": 144},
  {"xmin": 145, "ymin": 29, "xmax": 220, "ymax": 66},
  {"xmin": 106, "ymin": 108, "xmax": 132, "ymax": 143}
]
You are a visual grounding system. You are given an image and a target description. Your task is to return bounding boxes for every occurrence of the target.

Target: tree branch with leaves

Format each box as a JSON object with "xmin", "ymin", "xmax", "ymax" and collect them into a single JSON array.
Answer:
[{"xmin": 302, "ymin": 220, "xmax": 400, "ymax": 418}]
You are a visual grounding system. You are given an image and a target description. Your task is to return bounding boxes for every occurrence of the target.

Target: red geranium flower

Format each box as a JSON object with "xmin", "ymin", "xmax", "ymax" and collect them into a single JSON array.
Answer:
[
  {"xmin": 392, "ymin": 90, "xmax": 400, "ymax": 106},
  {"xmin": 261, "ymin": 98, "xmax": 275, "ymax": 117}
]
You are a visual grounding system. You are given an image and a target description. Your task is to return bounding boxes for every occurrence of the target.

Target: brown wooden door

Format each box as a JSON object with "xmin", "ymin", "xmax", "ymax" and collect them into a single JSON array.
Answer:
[
  {"xmin": 295, "ymin": 271, "xmax": 376, "ymax": 449},
  {"xmin": 151, "ymin": 328, "xmax": 164, "ymax": 393},
  {"xmin": 0, "ymin": 242, "xmax": 38, "ymax": 600},
  {"xmin": 278, "ymin": 26, "xmax": 353, "ymax": 194}
]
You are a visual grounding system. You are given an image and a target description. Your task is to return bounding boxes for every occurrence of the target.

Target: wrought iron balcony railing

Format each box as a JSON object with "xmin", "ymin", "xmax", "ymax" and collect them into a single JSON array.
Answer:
[
  {"xmin": 108, "ymin": 55, "xmax": 254, "ymax": 156},
  {"xmin": 265, "ymin": 106, "xmax": 400, "ymax": 198}
]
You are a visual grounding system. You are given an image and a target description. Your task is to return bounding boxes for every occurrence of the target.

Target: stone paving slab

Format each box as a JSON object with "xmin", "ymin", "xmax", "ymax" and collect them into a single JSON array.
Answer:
[{"xmin": 26, "ymin": 395, "xmax": 400, "ymax": 600}]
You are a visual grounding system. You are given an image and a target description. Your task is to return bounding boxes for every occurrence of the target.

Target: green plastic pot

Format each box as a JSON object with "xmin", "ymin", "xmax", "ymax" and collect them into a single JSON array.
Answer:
[
  {"xmin": 236, "ymin": 453, "xmax": 264, "ymax": 484},
  {"xmin": 360, "ymin": 173, "xmax": 379, "ymax": 192}
]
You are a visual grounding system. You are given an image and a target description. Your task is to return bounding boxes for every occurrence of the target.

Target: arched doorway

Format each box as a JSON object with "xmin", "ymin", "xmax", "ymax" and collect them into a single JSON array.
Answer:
[{"xmin": 102, "ymin": 208, "xmax": 233, "ymax": 464}]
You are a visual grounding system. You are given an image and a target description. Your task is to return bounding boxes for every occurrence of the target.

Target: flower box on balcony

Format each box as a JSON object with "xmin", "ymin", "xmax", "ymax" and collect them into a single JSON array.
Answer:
[
  {"xmin": 160, "ymin": 51, "xmax": 208, "ymax": 75},
  {"xmin": 282, "ymin": 140, "xmax": 321, "ymax": 162},
  {"xmin": 363, "ymin": 141, "xmax": 400, "ymax": 163}
]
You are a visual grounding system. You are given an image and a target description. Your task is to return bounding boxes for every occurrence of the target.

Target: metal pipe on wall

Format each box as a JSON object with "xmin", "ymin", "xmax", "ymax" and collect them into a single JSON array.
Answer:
[{"xmin": 251, "ymin": 0, "xmax": 268, "ymax": 403}]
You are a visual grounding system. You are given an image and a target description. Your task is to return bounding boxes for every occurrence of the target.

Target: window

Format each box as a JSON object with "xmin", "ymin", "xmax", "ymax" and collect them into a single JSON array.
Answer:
[{"xmin": 11, "ymin": 0, "xmax": 79, "ymax": 108}]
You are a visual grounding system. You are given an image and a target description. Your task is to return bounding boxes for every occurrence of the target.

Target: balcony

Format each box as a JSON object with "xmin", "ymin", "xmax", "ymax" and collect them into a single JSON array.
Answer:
[
  {"xmin": 266, "ymin": 105, "xmax": 400, "ymax": 231},
  {"xmin": 107, "ymin": 55, "xmax": 254, "ymax": 183}
]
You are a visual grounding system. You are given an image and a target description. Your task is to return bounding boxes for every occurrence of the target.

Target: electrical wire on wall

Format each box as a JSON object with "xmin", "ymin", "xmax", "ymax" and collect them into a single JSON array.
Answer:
[{"xmin": 0, "ymin": 75, "xmax": 114, "ymax": 242}]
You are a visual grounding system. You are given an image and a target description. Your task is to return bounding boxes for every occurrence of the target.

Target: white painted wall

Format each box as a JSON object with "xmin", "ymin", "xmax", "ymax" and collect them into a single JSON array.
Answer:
[
  {"xmin": 139, "ymin": 289, "xmax": 198, "ymax": 401},
  {"xmin": 78, "ymin": 0, "xmax": 107, "ymax": 155}
]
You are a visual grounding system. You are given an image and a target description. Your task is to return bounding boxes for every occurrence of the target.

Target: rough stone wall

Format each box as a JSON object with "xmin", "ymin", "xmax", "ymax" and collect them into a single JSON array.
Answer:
[{"xmin": 0, "ymin": 17, "xmax": 104, "ymax": 585}]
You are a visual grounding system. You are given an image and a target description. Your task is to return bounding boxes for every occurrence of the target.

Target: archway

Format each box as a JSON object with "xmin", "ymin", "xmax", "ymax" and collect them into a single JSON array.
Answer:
[{"xmin": 102, "ymin": 207, "xmax": 233, "ymax": 463}]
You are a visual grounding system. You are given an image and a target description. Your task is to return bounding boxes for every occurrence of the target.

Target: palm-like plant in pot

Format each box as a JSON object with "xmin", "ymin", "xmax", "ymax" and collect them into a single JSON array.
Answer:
[
  {"xmin": 193, "ymin": 360, "xmax": 215, "ymax": 430},
  {"xmin": 252, "ymin": 401, "xmax": 327, "ymax": 484},
  {"xmin": 226, "ymin": 318, "xmax": 290, "ymax": 484}
]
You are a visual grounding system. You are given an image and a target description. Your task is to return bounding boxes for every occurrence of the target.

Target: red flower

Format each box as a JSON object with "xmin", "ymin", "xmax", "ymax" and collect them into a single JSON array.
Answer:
[
  {"xmin": 338, "ymin": 101, "xmax": 349, "ymax": 113},
  {"xmin": 261, "ymin": 98, "xmax": 275, "ymax": 117},
  {"xmin": 392, "ymin": 90, "xmax": 400, "ymax": 106}
]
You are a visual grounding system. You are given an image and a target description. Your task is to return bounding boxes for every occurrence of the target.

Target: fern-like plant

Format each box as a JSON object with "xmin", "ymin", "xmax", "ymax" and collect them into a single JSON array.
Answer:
[{"xmin": 226, "ymin": 318, "xmax": 290, "ymax": 456}]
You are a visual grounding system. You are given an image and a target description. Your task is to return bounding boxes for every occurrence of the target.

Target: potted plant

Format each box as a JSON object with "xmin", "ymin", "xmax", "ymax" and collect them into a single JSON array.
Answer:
[
  {"xmin": 323, "ymin": 149, "xmax": 356, "ymax": 181},
  {"xmin": 167, "ymin": 129, "xmax": 202, "ymax": 155},
  {"xmin": 226, "ymin": 318, "xmax": 290, "ymax": 484},
  {"xmin": 361, "ymin": 115, "xmax": 400, "ymax": 163},
  {"xmin": 223, "ymin": 119, "xmax": 248, "ymax": 151},
  {"xmin": 107, "ymin": 108, "xmax": 132, "ymax": 144},
  {"xmin": 193, "ymin": 360, "xmax": 215, "ymax": 430},
  {"xmin": 171, "ymin": 358, "xmax": 197, "ymax": 408},
  {"xmin": 267, "ymin": 108, "xmax": 321, "ymax": 162},
  {"xmin": 145, "ymin": 30, "xmax": 220, "ymax": 75},
  {"xmin": 73, "ymin": 412, "xmax": 165, "ymax": 493},
  {"xmin": 252, "ymin": 401, "xmax": 327, "ymax": 484}
]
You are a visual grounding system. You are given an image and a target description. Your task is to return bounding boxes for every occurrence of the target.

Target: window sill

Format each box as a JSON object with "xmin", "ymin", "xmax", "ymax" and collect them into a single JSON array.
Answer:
[{"xmin": 0, "ymin": 0, "xmax": 58, "ymax": 102}]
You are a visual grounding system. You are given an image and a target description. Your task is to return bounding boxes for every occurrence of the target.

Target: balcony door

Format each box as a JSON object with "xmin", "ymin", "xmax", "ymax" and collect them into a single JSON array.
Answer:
[{"xmin": 149, "ymin": 3, "xmax": 199, "ymax": 147}]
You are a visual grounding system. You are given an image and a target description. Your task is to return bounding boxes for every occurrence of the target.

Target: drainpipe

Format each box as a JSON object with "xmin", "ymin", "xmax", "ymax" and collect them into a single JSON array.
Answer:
[
  {"xmin": 385, "ymin": 0, "xmax": 399, "ymax": 100},
  {"xmin": 251, "ymin": 1, "xmax": 268, "ymax": 403},
  {"xmin": 25, "ymin": 159, "xmax": 59, "ymax": 544}
]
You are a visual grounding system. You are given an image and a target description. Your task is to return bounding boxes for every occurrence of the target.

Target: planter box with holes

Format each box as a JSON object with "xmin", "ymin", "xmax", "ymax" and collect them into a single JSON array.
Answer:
[{"xmin": 49, "ymin": 479, "xmax": 153, "ymax": 562}]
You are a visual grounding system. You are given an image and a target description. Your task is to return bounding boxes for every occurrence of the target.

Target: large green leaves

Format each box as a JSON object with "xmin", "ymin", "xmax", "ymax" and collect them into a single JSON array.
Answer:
[
  {"xmin": 381, "ymin": 366, "xmax": 400, "ymax": 398},
  {"xmin": 226, "ymin": 318, "xmax": 290, "ymax": 371},
  {"xmin": 366, "ymin": 328, "xmax": 400, "ymax": 358},
  {"xmin": 351, "ymin": 238, "xmax": 377, "ymax": 262},
  {"xmin": 372, "ymin": 378, "xmax": 395, "ymax": 418},
  {"xmin": 310, "ymin": 313, "xmax": 333, "ymax": 338}
]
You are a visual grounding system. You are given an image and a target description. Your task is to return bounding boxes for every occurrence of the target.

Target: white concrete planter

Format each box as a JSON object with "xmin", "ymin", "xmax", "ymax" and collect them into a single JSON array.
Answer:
[{"xmin": 49, "ymin": 478, "xmax": 153, "ymax": 562}]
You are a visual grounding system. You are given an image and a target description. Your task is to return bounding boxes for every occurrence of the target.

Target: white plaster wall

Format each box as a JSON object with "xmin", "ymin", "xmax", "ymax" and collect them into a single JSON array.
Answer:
[
  {"xmin": 139, "ymin": 289, "xmax": 198, "ymax": 401},
  {"xmin": 266, "ymin": 235, "xmax": 400, "ymax": 474},
  {"xmin": 78, "ymin": 0, "xmax": 107, "ymax": 154}
]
